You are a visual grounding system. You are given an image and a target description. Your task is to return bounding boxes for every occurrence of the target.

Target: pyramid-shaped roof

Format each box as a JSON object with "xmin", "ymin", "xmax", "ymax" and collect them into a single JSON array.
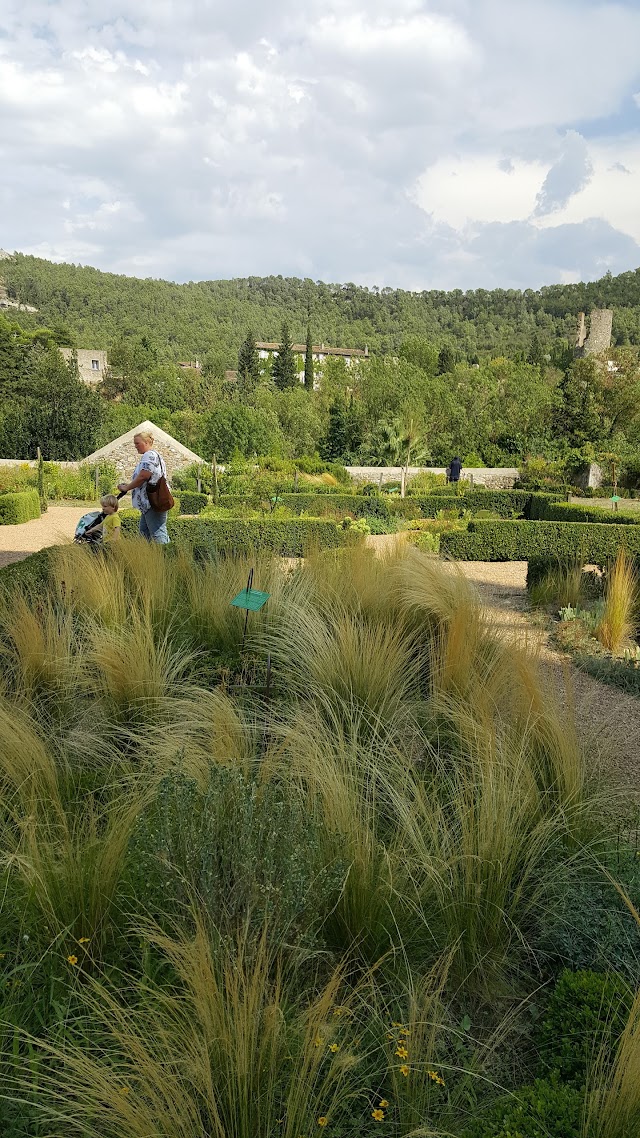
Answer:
[{"xmin": 83, "ymin": 420, "xmax": 205, "ymax": 468}]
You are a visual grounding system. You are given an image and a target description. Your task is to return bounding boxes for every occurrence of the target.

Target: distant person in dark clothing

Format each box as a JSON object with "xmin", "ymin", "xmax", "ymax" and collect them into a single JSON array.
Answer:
[{"xmin": 449, "ymin": 456, "xmax": 463, "ymax": 483}]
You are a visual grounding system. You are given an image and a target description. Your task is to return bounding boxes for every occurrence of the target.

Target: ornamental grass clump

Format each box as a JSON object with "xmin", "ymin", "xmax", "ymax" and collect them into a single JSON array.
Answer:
[{"xmin": 595, "ymin": 549, "xmax": 638, "ymax": 654}]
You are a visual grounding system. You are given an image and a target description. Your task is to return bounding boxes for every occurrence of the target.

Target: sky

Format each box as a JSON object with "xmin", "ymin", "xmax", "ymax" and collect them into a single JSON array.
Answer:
[{"xmin": 2, "ymin": 0, "xmax": 640, "ymax": 291}]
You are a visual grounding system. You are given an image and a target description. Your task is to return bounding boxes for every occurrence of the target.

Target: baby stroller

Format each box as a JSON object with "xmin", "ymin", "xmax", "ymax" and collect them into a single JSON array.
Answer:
[{"xmin": 74, "ymin": 490, "xmax": 126, "ymax": 547}]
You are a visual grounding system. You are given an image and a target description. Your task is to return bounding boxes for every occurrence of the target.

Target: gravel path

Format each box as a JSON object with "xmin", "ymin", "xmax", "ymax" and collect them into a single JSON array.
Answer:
[
  {"xmin": 448, "ymin": 560, "xmax": 640, "ymax": 798},
  {"xmin": 0, "ymin": 506, "xmax": 87, "ymax": 568}
]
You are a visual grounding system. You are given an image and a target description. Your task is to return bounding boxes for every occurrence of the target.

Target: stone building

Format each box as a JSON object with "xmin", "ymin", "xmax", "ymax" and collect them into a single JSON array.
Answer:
[
  {"xmin": 60, "ymin": 347, "xmax": 108, "ymax": 385},
  {"xmin": 82, "ymin": 421, "xmax": 205, "ymax": 479},
  {"xmin": 575, "ymin": 309, "xmax": 613, "ymax": 357}
]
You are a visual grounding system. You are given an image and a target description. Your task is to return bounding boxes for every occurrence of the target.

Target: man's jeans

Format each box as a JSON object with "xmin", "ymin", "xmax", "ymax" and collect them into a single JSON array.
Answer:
[{"xmin": 139, "ymin": 509, "xmax": 170, "ymax": 544}]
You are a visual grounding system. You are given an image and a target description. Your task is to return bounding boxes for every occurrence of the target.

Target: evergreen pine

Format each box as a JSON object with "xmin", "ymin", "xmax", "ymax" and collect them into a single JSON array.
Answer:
[
  {"xmin": 237, "ymin": 330, "xmax": 260, "ymax": 385},
  {"xmin": 272, "ymin": 323, "xmax": 298, "ymax": 391},
  {"xmin": 304, "ymin": 324, "xmax": 314, "ymax": 391},
  {"xmin": 321, "ymin": 400, "xmax": 349, "ymax": 460},
  {"xmin": 437, "ymin": 344, "xmax": 456, "ymax": 374}
]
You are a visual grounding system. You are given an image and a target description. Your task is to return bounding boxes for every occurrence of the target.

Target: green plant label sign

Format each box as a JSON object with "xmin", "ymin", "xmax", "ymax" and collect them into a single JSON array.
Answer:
[{"xmin": 231, "ymin": 588, "xmax": 270, "ymax": 612}]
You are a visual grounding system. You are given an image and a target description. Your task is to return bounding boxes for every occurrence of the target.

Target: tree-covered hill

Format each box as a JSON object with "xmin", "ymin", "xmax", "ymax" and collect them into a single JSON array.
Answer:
[{"xmin": 4, "ymin": 253, "xmax": 640, "ymax": 369}]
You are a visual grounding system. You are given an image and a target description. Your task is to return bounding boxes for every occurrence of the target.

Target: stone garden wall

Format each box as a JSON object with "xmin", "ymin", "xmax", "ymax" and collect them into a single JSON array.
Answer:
[{"xmin": 346, "ymin": 466, "xmax": 520, "ymax": 489}]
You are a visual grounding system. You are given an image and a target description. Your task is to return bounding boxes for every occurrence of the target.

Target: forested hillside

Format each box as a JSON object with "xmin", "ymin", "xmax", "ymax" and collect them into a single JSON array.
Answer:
[
  {"xmin": 2, "ymin": 253, "xmax": 640, "ymax": 475},
  {"xmin": 4, "ymin": 253, "xmax": 640, "ymax": 367}
]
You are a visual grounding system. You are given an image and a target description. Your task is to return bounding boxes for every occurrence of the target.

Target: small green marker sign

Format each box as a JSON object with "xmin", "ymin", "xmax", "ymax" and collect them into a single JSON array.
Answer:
[
  {"xmin": 231, "ymin": 588, "xmax": 270, "ymax": 612},
  {"xmin": 611, "ymin": 495, "xmax": 621, "ymax": 503}
]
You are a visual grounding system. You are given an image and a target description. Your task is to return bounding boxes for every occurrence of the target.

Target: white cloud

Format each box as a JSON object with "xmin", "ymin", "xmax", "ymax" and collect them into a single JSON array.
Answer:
[{"xmin": 1, "ymin": 0, "xmax": 640, "ymax": 289}]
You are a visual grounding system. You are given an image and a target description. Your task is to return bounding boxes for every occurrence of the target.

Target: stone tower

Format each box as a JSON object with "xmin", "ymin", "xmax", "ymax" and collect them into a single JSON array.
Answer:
[{"xmin": 575, "ymin": 309, "xmax": 613, "ymax": 357}]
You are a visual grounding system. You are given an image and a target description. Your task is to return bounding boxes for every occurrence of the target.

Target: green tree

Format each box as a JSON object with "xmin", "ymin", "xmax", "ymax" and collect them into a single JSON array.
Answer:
[
  {"xmin": 437, "ymin": 343, "xmax": 456, "ymax": 374},
  {"xmin": 272, "ymin": 323, "xmax": 298, "ymax": 391},
  {"xmin": 238, "ymin": 329, "xmax": 260, "ymax": 387},
  {"xmin": 399, "ymin": 336, "xmax": 439, "ymax": 375},
  {"xmin": 559, "ymin": 358, "xmax": 604, "ymax": 447},
  {"xmin": 28, "ymin": 347, "xmax": 104, "ymax": 459},
  {"xmin": 304, "ymin": 324, "xmax": 314, "ymax": 391}
]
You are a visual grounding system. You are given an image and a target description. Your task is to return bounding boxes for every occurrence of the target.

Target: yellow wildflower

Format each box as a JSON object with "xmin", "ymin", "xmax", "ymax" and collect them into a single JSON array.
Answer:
[
  {"xmin": 379, "ymin": 1099, "xmax": 389, "ymax": 1108},
  {"xmin": 67, "ymin": 955, "xmax": 78, "ymax": 966},
  {"xmin": 386, "ymin": 1032, "xmax": 394, "ymax": 1040},
  {"xmin": 395, "ymin": 1045, "xmax": 408, "ymax": 1059},
  {"xmin": 329, "ymin": 1043, "xmax": 340, "ymax": 1053},
  {"xmin": 372, "ymin": 1109, "xmax": 385, "ymax": 1121},
  {"xmin": 427, "ymin": 1069, "xmax": 445, "ymax": 1087},
  {"xmin": 119, "ymin": 1087, "xmax": 130, "ymax": 1095},
  {"xmin": 392, "ymin": 1021, "xmax": 404, "ymax": 1027},
  {"xmin": 317, "ymin": 1117, "xmax": 328, "ymax": 1128},
  {"xmin": 399, "ymin": 1064, "xmax": 410, "ymax": 1077},
  {"xmin": 399, "ymin": 1028, "xmax": 410, "ymax": 1036},
  {"xmin": 77, "ymin": 937, "xmax": 90, "ymax": 945},
  {"xmin": 314, "ymin": 1036, "xmax": 323, "ymax": 1048}
]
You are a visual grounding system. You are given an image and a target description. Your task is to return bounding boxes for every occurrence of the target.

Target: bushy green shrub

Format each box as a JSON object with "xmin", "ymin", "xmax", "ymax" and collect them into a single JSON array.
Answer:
[
  {"xmin": 537, "ymin": 970, "xmax": 631, "ymax": 1084},
  {"xmin": 463, "ymin": 1077, "xmax": 582, "ymax": 1138},
  {"xmin": 120, "ymin": 514, "xmax": 344, "ymax": 556},
  {"xmin": 539, "ymin": 851, "xmax": 640, "ymax": 983},
  {"xmin": 0, "ymin": 490, "xmax": 41, "ymax": 524},
  {"xmin": 441, "ymin": 520, "xmax": 640, "ymax": 562},
  {"xmin": 179, "ymin": 491, "xmax": 208, "ymax": 515},
  {"xmin": 126, "ymin": 771, "xmax": 341, "ymax": 941}
]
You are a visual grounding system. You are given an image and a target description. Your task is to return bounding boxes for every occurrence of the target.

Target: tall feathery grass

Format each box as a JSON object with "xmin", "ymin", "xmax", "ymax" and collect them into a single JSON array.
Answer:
[
  {"xmin": 0, "ymin": 538, "xmax": 617, "ymax": 1136},
  {"xmin": 596, "ymin": 549, "xmax": 638, "ymax": 654}
]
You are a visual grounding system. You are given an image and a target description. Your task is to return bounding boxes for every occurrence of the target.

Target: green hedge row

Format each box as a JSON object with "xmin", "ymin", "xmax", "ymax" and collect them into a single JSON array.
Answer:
[
  {"xmin": 217, "ymin": 490, "xmax": 559, "ymax": 522},
  {"xmin": 440, "ymin": 519, "xmax": 640, "ymax": 562},
  {"xmin": 391, "ymin": 490, "xmax": 558, "ymax": 519},
  {"xmin": 219, "ymin": 493, "xmax": 390, "ymax": 520},
  {"xmin": 121, "ymin": 514, "xmax": 344, "ymax": 556},
  {"xmin": 178, "ymin": 491, "xmax": 208, "ymax": 515},
  {"xmin": 529, "ymin": 497, "xmax": 640, "ymax": 526},
  {"xmin": 0, "ymin": 489, "xmax": 41, "ymax": 525}
]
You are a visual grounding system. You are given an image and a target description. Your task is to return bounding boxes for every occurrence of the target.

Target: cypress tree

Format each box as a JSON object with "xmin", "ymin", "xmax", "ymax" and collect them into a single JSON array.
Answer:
[
  {"xmin": 437, "ymin": 344, "xmax": 456, "ymax": 375},
  {"xmin": 237, "ymin": 330, "xmax": 260, "ymax": 385},
  {"xmin": 304, "ymin": 324, "xmax": 314, "ymax": 391},
  {"xmin": 272, "ymin": 323, "xmax": 298, "ymax": 390}
]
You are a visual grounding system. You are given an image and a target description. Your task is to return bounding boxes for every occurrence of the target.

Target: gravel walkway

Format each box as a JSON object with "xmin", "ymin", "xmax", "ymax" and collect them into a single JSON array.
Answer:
[
  {"xmin": 448, "ymin": 560, "xmax": 640, "ymax": 798},
  {"xmin": 0, "ymin": 506, "xmax": 87, "ymax": 568}
]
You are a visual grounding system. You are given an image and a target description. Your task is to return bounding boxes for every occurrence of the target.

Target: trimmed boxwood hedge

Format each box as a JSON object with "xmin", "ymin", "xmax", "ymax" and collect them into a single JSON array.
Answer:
[
  {"xmin": 440, "ymin": 519, "xmax": 640, "ymax": 562},
  {"xmin": 121, "ymin": 514, "xmax": 344, "ymax": 556},
  {"xmin": 0, "ymin": 489, "xmax": 41, "ymax": 524},
  {"xmin": 529, "ymin": 497, "xmax": 640, "ymax": 525},
  {"xmin": 178, "ymin": 491, "xmax": 208, "ymax": 515},
  {"xmin": 219, "ymin": 490, "xmax": 559, "ymax": 522}
]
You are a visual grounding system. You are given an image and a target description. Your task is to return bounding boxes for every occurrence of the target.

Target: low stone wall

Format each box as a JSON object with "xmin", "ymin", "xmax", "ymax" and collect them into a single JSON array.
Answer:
[
  {"xmin": 346, "ymin": 466, "xmax": 520, "ymax": 489},
  {"xmin": 0, "ymin": 459, "xmax": 78, "ymax": 469}
]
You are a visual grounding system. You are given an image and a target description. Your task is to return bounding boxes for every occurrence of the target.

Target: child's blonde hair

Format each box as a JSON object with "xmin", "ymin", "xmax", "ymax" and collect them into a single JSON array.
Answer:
[{"xmin": 100, "ymin": 494, "xmax": 119, "ymax": 510}]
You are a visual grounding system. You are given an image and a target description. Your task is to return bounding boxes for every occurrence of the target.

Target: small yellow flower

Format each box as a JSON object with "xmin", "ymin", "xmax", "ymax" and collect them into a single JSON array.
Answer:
[
  {"xmin": 392, "ymin": 1021, "xmax": 404, "ymax": 1028},
  {"xmin": 317, "ymin": 1117, "xmax": 328, "ymax": 1128},
  {"xmin": 328, "ymin": 1043, "xmax": 340, "ymax": 1053},
  {"xmin": 314, "ymin": 1036, "xmax": 323, "ymax": 1048},
  {"xmin": 379, "ymin": 1099, "xmax": 389, "ymax": 1108},
  {"xmin": 399, "ymin": 1028, "xmax": 410, "ymax": 1036},
  {"xmin": 385, "ymin": 1032, "xmax": 394, "ymax": 1040},
  {"xmin": 395, "ymin": 1045, "xmax": 408, "ymax": 1059},
  {"xmin": 372, "ymin": 1109, "xmax": 385, "ymax": 1121},
  {"xmin": 67, "ymin": 955, "xmax": 78, "ymax": 966},
  {"xmin": 399, "ymin": 1064, "xmax": 410, "ymax": 1077},
  {"xmin": 119, "ymin": 1086, "xmax": 130, "ymax": 1096},
  {"xmin": 427, "ymin": 1069, "xmax": 445, "ymax": 1087},
  {"xmin": 77, "ymin": 937, "xmax": 90, "ymax": 945}
]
